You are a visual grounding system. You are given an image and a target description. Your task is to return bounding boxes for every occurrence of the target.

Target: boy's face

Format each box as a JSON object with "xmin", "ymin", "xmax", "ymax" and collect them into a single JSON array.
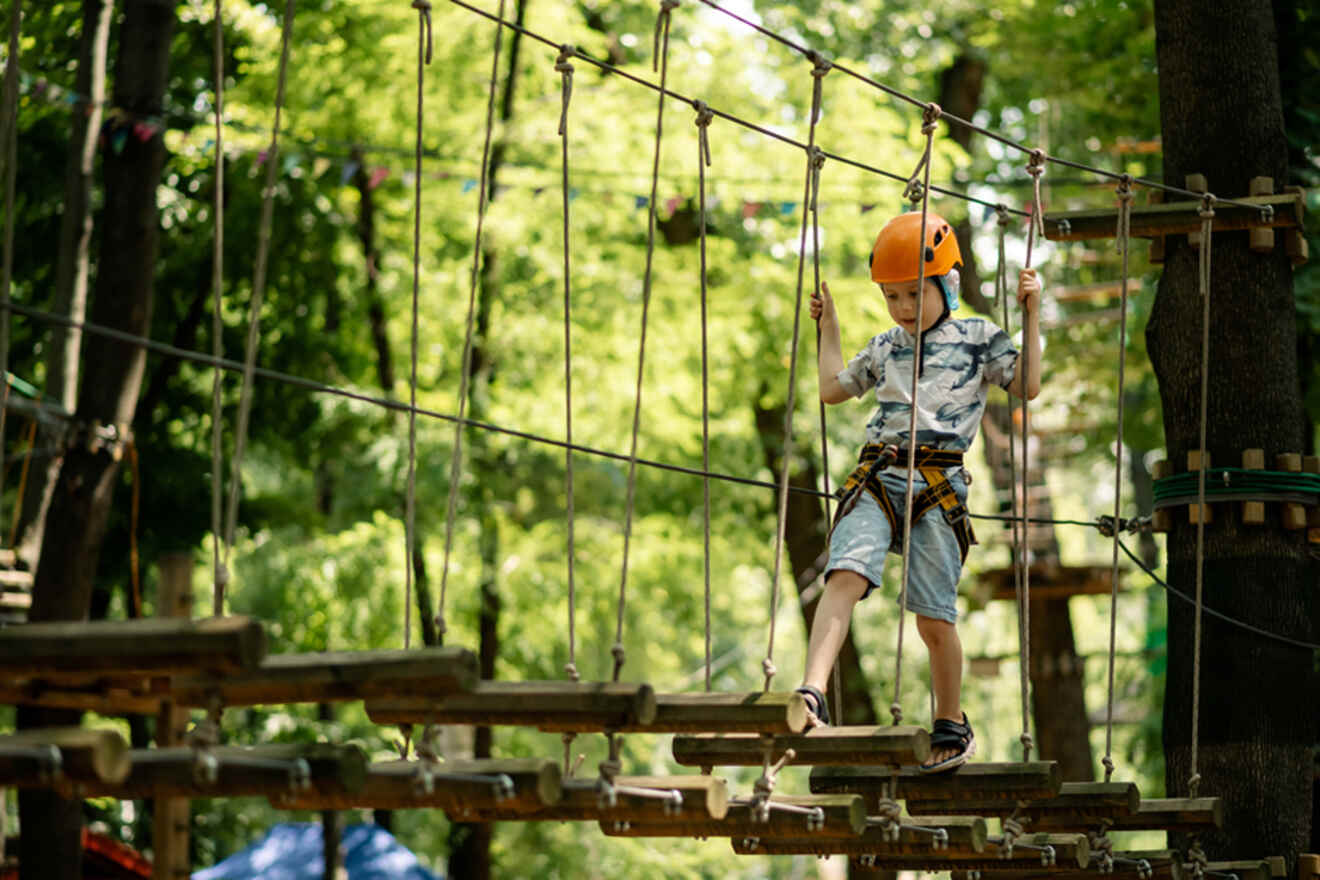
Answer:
[{"xmin": 881, "ymin": 278, "xmax": 945, "ymax": 334}]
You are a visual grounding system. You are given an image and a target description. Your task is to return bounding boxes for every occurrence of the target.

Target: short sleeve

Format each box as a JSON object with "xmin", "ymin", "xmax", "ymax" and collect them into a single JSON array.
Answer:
[
  {"xmin": 982, "ymin": 324, "xmax": 1019, "ymax": 390},
  {"xmin": 836, "ymin": 334, "xmax": 888, "ymax": 398}
]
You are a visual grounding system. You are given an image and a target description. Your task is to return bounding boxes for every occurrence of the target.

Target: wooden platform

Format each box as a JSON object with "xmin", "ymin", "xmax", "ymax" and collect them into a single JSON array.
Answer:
[
  {"xmin": 171, "ymin": 646, "xmax": 479, "ymax": 707},
  {"xmin": 365, "ymin": 681, "xmax": 657, "ymax": 732},
  {"xmin": 810, "ymin": 762, "xmax": 1061, "ymax": 808},
  {"xmin": 0, "ymin": 616, "xmax": 266, "ymax": 680},
  {"xmin": 905, "ymin": 781, "xmax": 1141, "ymax": 821},
  {"xmin": 601, "ymin": 793, "xmax": 866, "ymax": 839},
  {"xmin": 671, "ymin": 725, "xmax": 928, "ymax": 768},
  {"xmin": 273, "ymin": 758, "xmax": 562, "ymax": 813}
]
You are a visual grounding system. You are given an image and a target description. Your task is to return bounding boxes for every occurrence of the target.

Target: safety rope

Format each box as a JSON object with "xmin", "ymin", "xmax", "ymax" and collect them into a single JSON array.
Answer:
[
  {"xmin": 219, "ymin": 0, "xmax": 296, "ymax": 610},
  {"xmin": 763, "ymin": 49, "xmax": 830, "ymax": 692},
  {"xmin": 891, "ymin": 101, "xmax": 941, "ymax": 724},
  {"xmin": 1189, "ymin": 193, "xmax": 1215, "ymax": 800},
  {"xmin": 693, "ymin": 98, "xmax": 714, "ymax": 691},
  {"xmin": 614, "ymin": 0, "xmax": 679, "ymax": 682},
  {"xmin": 0, "ymin": 0, "xmax": 20, "ymax": 523},
  {"xmin": 1014, "ymin": 147, "xmax": 1047, "ymax": 761},
  {"xmin": 1102, "ymin": 174, "xmax": 1135, "ymax": 781},
  {"xmin": 438, "ymin": 0, "xmax": 505, "ymax": 641},
  {"xmin": 404, "ymin": 0, "xmax": 432, "ymax": 649},
  {"xmin": 556, "ymin": 43, "xmax": 579, "ymax": 682},
  {"xmin": 209, "ymin": 0, "xmax": 227, "ymax": 617}
]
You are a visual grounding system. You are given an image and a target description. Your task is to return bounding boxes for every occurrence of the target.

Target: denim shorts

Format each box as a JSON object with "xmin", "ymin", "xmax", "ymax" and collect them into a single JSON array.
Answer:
[{"xmin": 825, "ymin": 469, "xmax": 967, "ymax": 623}]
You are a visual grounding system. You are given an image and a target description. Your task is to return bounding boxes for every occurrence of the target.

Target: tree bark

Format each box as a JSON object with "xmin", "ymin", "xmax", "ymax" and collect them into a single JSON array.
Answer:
[
  {"xmin": 14, "ymin": 0, "xmax": 114, "ymax": 573},
  {"xmin": 18, "ymin": 3, "xmax": 177, "ymax": 877},
  {"xmin": 1150, "ymin": 0, "xmax": 1312, "ymax": 864},
  {"xmin": 351, "ymin": 146, "xmax": 393, "ymax": 394}
]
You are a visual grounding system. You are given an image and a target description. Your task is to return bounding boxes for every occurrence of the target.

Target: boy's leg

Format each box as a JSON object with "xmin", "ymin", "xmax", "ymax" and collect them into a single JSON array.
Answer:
[
  {"xmin": 802, "ymin": 570, "xmax": 870, "ymax": 694},
  {"xmin": 916, "ymin": 614, "xmax": 964, "ymax": 764}
]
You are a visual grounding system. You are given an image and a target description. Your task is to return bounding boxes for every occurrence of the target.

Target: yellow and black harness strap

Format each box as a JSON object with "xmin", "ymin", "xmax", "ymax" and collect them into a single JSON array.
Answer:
[{"xmin": 831, "ymin": 444, "xmax": 977, "ymax": 563}]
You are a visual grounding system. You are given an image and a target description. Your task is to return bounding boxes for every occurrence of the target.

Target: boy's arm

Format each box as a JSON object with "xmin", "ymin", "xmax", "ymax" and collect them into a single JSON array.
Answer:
[
  {"xmin": 811, "ymin": 282, "xmax": 852, "ymax": 404},
  {"xmin": 1006, "ymin": 268, "xmax": 1042, "ymax": 400}
]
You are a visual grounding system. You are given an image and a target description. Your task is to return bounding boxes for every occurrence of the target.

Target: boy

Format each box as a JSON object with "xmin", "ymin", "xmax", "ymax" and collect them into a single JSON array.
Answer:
[{"xmin": 798, "ymin": 211, "xmax": 1041, "ymax": 773}]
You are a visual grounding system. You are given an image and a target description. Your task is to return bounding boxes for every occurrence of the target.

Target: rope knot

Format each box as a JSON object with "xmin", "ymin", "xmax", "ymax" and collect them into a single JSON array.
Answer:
[
  {"xmin": 889, "ymin": 702, "xmax": 904, "ymax": 724},
  {"xmin": 903, "ymin": 179, "xmax": 925, "ymax": 205},
  {"xmin": 1116, "ymin": 173, "xmax": 1135, "ymax": 202},
  {"xmin": 564, "ymin": 660, "xmax": 580, "ymax": 682},
  {"xmin": 1019, "ymin": 730, "xmax": 1034, "ymax": 760},
  {"xmin": 653, "ymin": 0, "xmax": 680, "ymax": 72},
  {"xmin": 806, "ymin": 50, "xmax": 832, "ymax": 78},
  {"xmin": 1027, "ymin": 148, "xmax": 1048, "ymax": 178},
  {"xmin": 411, "ymin": 0, "xmax": 433, "ymax": 66},
  {"xmin": 693, "ymin": 100, "xmax": 714, "ymax": 167},
  {"xmin": 1187, "ymin": 771, "xmax": 1201, "ymax": 798},
  {"xmin": 760, "ymin": 656, "xmax": 777, "ymax": 682},
  {"xmin": 555, "ymin": 45, "xmax": 575, "ymax": 136},
  {"xmin": 1198, "ymin": 193, "xmax": 1217, "ymax": 219},
  {"xmin": 1188, "ymin": 839, "xmax": 1209, "ymax": 880},
  {"xmin": 1101, "ymin": 754, "xmax": 1115, "ymax": 780},
  {"xmin": 555, "ymin": 44, "xmax": 576, "ymax": 73},
  {"xmin": 921, "ymin": 102, "xmax": 943, "ymax": 135},
  {"xmin": 996, "ymin": 204, "xmax": 1012, "ymax": 227},
  {"xmin": 611, "ymin": 642, "xmax": 626, "ymax": 677}
]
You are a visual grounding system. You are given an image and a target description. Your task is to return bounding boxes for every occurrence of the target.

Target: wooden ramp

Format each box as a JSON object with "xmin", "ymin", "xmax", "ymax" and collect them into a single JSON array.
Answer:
[
  {"xmin": 672, "ymin": 725, "xmax": 928, "ymax": 767},
  {"xmin": 0, "ymin": 616, "xmax": 266, "ymax": 680}
]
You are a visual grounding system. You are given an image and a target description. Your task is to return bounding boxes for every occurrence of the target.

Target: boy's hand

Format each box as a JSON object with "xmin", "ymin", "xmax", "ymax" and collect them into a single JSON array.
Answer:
[
  {"xmin": 810, "ymin": 282, "xmax": 838, "ymax": 326},
  {"xmin": 1017, "ymin": 269, "xmax": 1041, "ymax": 315}
]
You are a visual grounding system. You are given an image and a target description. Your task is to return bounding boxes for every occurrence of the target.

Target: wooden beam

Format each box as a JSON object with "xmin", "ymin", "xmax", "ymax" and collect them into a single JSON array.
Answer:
[
  {"xmin": 978, "ymin": 565, "xmax": 1120, "ymax": 603},
  {"xmin": 601, "ymin": 794, "xmax": 866, "ymax": 839},
  {"xmin": 273, "ymin": 758, "xmax": 563, "ymax": 814},
  {"xmin": 617, "ymin": 691, "xmax": 808, "ymax": 734},
  {"xmin": 1202, "ymin": 861, "xmax": 1273, "ymax": 880},
  {"xmin": 364, "ymin": 680, "xmax": 656, "ymax": 732},
  {"xmin": 952, "ymin": 850, "xmax": 1184, "ymax": 880},
  {"xmin": 78, "ymin": 744, "xmax": 367, "ymax": 799},
  {"xmin": 1043, "ymin": 190, "xmax": 1304, "ymax": 243},
  {"xmin": 449, "ymin": 772, "xmax": 732, "ymax": 823},
  {"xmin": 0, "ymin": 680, "xmax": 162, "ymax": 714},
  {"xmin": 0, "ymin": 616, "xmax": 266, "ymax": 680},
  {"xmin": 905, "ymin": 781, "xmax": 1140, "ymax": 821},
  {"xmin": 171, "ymin": 646, "xmax": 479, "ymax": 707},
  {"xmin": 732, "ymin": 815, "xmax": 989, "ymax": 857},
  {"xmin": 0, "ymin": 727, "xmax": 130, "ymax": 786},
  {"xmin": 810, "ymin": 762, "xmax": 1061, "ymax": 806},
  {"xmin": 671, "ymin": 725, "xmax": 928, "ymax": 768},
  {"xmin": 736, "ymin": 829, "xmax": 1088, "ymax": 869},
  {"xmin": 1030, "ymin": 797, "xmax": 1222, "ymax": 832}
]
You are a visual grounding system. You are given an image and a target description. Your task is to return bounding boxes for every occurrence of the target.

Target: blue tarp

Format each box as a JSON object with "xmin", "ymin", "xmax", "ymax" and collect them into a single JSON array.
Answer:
[{"xmin": 192, "ymin": 823, "xmax": 442, "ymax": 880}]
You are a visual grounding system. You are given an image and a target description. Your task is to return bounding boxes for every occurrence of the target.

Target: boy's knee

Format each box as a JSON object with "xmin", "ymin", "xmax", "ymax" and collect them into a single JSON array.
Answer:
[
  {"xmin": 824, "ymin": 569, "xmax": 871, "ymax": 604},
  {"xmin": 915, "ymin": 614, "xmax": 957, "ymax": 645}
]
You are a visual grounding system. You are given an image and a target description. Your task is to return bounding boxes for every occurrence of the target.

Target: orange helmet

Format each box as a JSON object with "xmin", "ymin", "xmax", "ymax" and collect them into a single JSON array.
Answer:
[{"xmin": 869, "ymin": 211, "xmax": 962, "ymax": 284}]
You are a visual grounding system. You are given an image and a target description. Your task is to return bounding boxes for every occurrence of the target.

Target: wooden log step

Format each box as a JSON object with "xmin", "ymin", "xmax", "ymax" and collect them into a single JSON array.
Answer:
[
  {"xmin": 0, "ymin": 680, "xmax": 162, "ymax": 715},
  {"xmin": 273, "ymin": 758, "xmax": 562, "ymax": 814},
  {"xmin": 733, "ymin": 815, "xmax": 989, "ymax": 858},
  {"xmin": 952, "ymin": 851, "xmax": 1183, "ymax": 880},
  {"xmin": 78, "ymin": 744, "xmax": 367, "ymax": 799},
  {"xmin": 365, "ymin": 681, "xmax": 656, "ymax": 732},
  {"xmin": 810, "ymin": 762, "xmax": 1061, "ymax": 807},
  {"xmin": 0, "ymin": 616, "xmax": 266, "ymax": 680},
  {"xmin": 824, "ymin": 833, "xmax": 1088, "ymax": 870},
  {"xmin": 672, "ymin": 725, "xmax": 928, "ymax": 767},
  {"xmin": 0, "ymin": 727, "xmax": 130, "ymax": 786},
  {"xmin": 906, "ymin": 781, "xmax": 1140, "ymax": 820},
  {"xmin": 171, "ymin": 646, "xmax": 479, "ymax": 707},
  {"xmin": 445, "ymin": 773, "xmax": 730, "ymax": 824},
  {"xmin": 1200, "ymin": 861, "xmax": 1274, "ymax": 880},
  {"xmin": 616, "ymin": 692, "xmax": 808, "ymax": 734},
  {"xmin": 1030, "ymin": 797, "xmax": 1222, "ymax": 832},
  {"xmin": 602, "ymin": 794, "xmax": 866, "ymax": 839}
]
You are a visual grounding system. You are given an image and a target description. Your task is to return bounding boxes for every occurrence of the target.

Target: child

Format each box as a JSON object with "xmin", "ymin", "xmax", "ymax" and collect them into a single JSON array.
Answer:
[{"xmin": 797, "ymin": 211, "xmax": 1041, "ymax": 773}]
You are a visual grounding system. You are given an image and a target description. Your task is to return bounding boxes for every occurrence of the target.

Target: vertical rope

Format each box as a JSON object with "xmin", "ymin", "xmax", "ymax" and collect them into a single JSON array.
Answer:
[
  {"xmin": 220, "ymin": 0, "xmax": 297, "ymax": 599},
  {"xmin": 1102, "ymin": 174, "xmax": 1134, "ymax": 781},
  {"xmin": 890, "ymin": 102, "xmax": 941, "ymax": 724},
  {"xmin": 763, "ymin": 50, "xmax": 830, "ymax": 692},
  {"xmin": 556, "ymin": 44, "xmax": 580, "ymax": 682},
  {"xmin": 693, "ymin": 99, "xmax": 714, "ymax": 691},
  {"xmin": 614, "ymin": 0, "xmax": 679, "ymax": 682},
  {"xmin": 1188, "ymin": 194, "xmax": 1215, "ymax": 799},
  {"xmin": 438, "ymin": 0, "xmax": 506, "ymax": 642},
  {"xmin": 404, "ymin": 0, "xmax": 433, "ymax": 650},
  {"xmin": 0, "ymin": 0, "xmax": 20, "ymax": 516},
  {"xmin": 209, "ymin": 0, "xmax": 227, "ymax": 617},
  {"xmin": 1015, "ymin": 147, "xmax": 1047, "ymax": 760}
]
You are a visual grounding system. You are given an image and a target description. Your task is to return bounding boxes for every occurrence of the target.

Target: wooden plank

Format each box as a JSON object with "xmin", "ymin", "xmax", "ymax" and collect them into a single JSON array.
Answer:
[
  {"xmin": 810, "ymin": 762, "xmax": 1061, "ymax": 806},
  {"xmin": 952, "ymin": 850, "xmax": 1184, "ymax": 880},
  {"xmin": 1249, "ymin": 178, "xmax": 1276, "ymax": 252},
  {"xmin": 1152, "ymin": 459, "xmax": 1172, "ymax": 532},
  {"xmin": 273, "ymin": 758, "xmax": 562, "ymax": 814},
  {"xmin": 618, "ymin": 691, "xmax": 808, "ymax": 734},
  {"xmin": 0, "ymin": 616, "xmax": 266, "ymax": 680},
  {"xmin": 1188, "ymin": 450, "xmax": 1212, "ymax": 523},
  {"xmin": 1299, "ymin": 854, "xmax": 1320, "ymax": 880},
  {"xmin": 905, "ymin": 781, "xmax": 1140, "ymax": 821},
  {"xmin": 732, "ymin": 815, "xmax": 988, "ymax": 857},
  {"xmin": 1186, "ymin": 175, "xmax": 1210, "ymax": 247},
  {"xmin": 601, "ymin": 794, "xmax": 865, "ymax": 839},
  {"xmin": 0, "ymin": 727, "xmax": 130, "ymax": 786},
  {"xmin": 0, "ymin": 570, "xmax": 32, "ymax": 589},
  {"xmin": 79, "ymin": 744, "xmax": 367, "ymax": 799},
  {"xmin": 671, "ymin": 725, "xmax": 928, "ymax": 768},
  {"xmin": 1031, "ymin": 796, "xmax": 1221, "ymax": 832},
  {"xmin": 1242, "ymin": 449, "xmax": 1267, "ymax": 524},
  {"xmin": 737, "ymin": 829, "xmax": 1087, "ymax": 868},
  {"xmin": 1202, "ymin": 861, "xmax": 1272, "ymax": 880},
  {"xmin": 0, "ymin": 681, "xmax": 162, "ymax": 715},
  {"xmin": 365, "ymin": 680, "xmax": 656, "ymax": 732},
  {"xmin": 1277, "ymin": 453, "xmax": 1307, "ymax": 529},
  {"xmin": 980, "ymin": 565, "xmax": 1118, "ymax": 603},
  {"xmin": 1044, "ymin": 191, "xmax": 1304, "ymax": 243},
  {"xmin": 171, "ymin": 646, "xmax": 479, "ymax": 707}
]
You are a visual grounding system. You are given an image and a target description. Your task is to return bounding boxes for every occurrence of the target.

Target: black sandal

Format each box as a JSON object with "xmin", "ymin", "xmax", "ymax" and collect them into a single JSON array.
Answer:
[
  {"xmin": 920, "ymin": 712, "xmax": 975, "ymax": 774},
  {"xmin": 794, "ymin": 685, "xmax": 830, "ymax": 727}
]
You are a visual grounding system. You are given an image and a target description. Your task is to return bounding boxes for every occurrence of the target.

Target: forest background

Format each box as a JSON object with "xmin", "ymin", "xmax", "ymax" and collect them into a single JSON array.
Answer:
[{"xmin": 3, "ymin": 0, "xmax": 1319, "ymax": 877}]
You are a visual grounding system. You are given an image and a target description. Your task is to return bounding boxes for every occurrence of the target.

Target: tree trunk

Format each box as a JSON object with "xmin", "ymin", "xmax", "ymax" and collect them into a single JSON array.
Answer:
[
  {"xmin": 14, "ymin": 0, "xmax": 114, "ymax": 573},
  {"xmin": 18, "ymin": 3, "xmax": 177, "ymax": 877},
  {"xmin": 1150, "ymin": 0, "xmax": 1312, "ymax": 864},
  {"xmin": 351, "ymin": 146, "xmax": 393, "ymax": 394},
  {"xmin": 446, "ymin": 4, "xmax": 526, "ymax": 877}
]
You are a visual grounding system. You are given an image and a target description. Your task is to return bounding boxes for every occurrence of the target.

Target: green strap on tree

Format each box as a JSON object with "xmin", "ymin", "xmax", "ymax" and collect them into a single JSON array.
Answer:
[{"xmin": 1153, "ymin": 468, "xmax": 1320, "ymax": 502}]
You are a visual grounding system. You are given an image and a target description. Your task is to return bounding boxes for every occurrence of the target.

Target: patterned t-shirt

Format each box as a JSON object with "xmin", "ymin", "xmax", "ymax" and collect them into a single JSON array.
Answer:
[{"xmin": 836, "ymin": 317, "xmax": 1018, "ymax": 452}]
